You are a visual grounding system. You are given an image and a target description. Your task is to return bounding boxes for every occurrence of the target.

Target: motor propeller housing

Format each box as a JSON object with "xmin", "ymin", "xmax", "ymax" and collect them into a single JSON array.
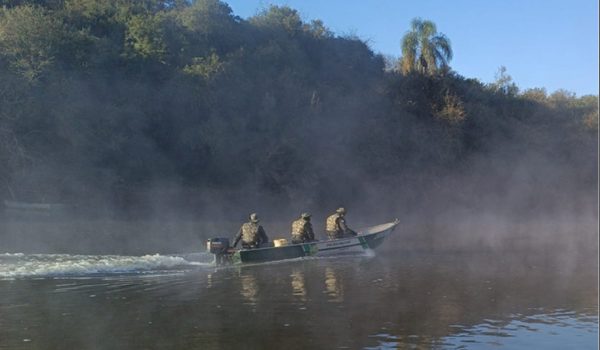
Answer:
[{"xmin": 206, "ymin": 238, "xmax": 232, "ymax": 265}]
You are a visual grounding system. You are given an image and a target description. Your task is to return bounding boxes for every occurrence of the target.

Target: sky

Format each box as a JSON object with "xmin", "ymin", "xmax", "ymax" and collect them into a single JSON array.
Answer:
[{"xmin": 225, "ymin": 0, "xmax": 599, "ymax": 96}]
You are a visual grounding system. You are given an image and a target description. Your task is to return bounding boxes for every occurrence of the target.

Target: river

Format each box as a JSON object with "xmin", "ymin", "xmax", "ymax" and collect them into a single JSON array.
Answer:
[{"xmin": 0, "ymin": 239, "xmax": 597, "ymax": 349}]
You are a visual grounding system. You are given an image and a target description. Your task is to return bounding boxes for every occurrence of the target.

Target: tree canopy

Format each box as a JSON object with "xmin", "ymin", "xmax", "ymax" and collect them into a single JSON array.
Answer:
[
  {"xmin": 0, "ymin": 2, "xmax": 596, "ymax": 217},
  {"xmin": 400, "ymin": 18, "xmax": 452, "ymax": 75}
]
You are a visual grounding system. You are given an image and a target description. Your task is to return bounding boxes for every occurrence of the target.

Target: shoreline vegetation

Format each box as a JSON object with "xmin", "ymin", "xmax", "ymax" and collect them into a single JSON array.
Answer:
[{"xmin": 0, "ymin": 1, "xmax": 597, "ymax": 221}]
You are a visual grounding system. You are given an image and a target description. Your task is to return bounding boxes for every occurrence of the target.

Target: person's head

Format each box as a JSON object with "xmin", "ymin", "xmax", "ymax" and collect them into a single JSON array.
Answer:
[
  {"xmin": 301, "ymin": 212, "xmax": 311, "ymax": 221},
  {"xmin": 336, "ymin": 207, "xmax": 346, "ymax": 216},
  {"xmin": 249, "ymin": 213, "xmax": 259, "ymax": 223}
]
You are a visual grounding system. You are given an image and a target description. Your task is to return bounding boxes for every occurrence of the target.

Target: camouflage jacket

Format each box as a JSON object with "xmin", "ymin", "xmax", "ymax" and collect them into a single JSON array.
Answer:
[
  {"xmin": 326, "ymin": 213, "xmax": 344, "ymax": 234},
  {"xmin": 233, "ymin": 222, "xmax": 268, "ymax": 247},
  {"xmin": 291, "ymin": 218, "xmax": 315, "ymax": 241},
  {"xmin": 326, "ymin": 213, "xmax": 355, "ymax": 238}
]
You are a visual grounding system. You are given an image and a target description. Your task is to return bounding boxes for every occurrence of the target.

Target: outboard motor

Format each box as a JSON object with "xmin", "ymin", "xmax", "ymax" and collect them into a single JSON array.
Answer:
[{"xmin": 206, "ymin": 238, "xmax": 231, "ymax": 266}]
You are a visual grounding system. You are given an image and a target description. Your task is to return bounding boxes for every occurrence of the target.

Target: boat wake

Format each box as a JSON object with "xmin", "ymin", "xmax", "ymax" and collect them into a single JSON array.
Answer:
[{"xmin": 0, "ymin": 252, "xmax": 214, "ymax": 279}]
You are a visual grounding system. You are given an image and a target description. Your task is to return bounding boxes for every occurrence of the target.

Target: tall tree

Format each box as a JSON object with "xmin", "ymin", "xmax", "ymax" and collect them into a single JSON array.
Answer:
[
  {"xmin": 0, "ymin": 5, "xmax": 67, "ymax": 80},
  {"xmin": 400, "ymin": 18, "xmax": 452, "ymax": 75}
]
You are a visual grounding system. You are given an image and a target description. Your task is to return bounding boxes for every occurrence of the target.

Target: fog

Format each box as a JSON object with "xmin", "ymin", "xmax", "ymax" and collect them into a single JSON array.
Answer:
[
  {"xmin": 1, "ymin": 148, "xmax": 596, "ymax": 261},
  {"xmin": 0, "ymin": 1, "xmax": 597, "ymax": 262}
]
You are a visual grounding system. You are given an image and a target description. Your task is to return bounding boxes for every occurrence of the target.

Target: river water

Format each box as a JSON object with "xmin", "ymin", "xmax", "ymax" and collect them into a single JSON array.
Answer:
[{"xmin": 0, "ymin": 241, "xmax": 597, "ymax": 349}]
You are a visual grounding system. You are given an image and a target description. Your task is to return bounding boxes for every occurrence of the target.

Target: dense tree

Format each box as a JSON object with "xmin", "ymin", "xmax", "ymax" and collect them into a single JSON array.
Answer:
[
  {"xmin": 0, "ymin": 5, "xmax": 68, "ymax": 80},
  {"xmin": 0, "ymin": 1, "xmax": 595, "ymax": 216},
  {"xmin": 250, "ymin": 5, "xmax": 303, "ymax": 34}
]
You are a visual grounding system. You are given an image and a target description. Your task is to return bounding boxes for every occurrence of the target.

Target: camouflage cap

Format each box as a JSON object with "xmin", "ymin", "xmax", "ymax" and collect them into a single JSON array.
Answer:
[
  {"xmin": 249, "ymin": 213, "xmax": 259, "ymax": 223},
  {"xmin": 301, "ymin": 212, "xmax": 311, "ymax": 219},
  {"xmin": 336, "ymin": 207, "xmax": 346, "ymax": 214}
]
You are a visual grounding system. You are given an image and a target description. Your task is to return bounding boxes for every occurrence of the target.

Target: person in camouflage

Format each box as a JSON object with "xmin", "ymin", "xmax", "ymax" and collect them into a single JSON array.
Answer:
[
  {"xmin": 326, "ymin": 207, "xmax": 357, "ymax": 240},
  {"xmin": 232, "ymin": 213, "xmax": 269, "ymax": 249},
  {"xmin": 291, "ymin": 212, "xmax": 316, "ymax": 244}
]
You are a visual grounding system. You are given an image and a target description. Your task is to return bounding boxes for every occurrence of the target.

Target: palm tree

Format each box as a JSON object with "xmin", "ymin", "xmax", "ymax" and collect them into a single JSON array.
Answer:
[{"xmin": 400, "ymin": 18, "xmax": 452, "ymax": 75}]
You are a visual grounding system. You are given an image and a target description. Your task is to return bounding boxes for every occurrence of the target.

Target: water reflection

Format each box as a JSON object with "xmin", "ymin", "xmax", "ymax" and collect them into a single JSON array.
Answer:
[
  {"xmin": 290, "ymin": 270, "xmax": 307, "ymax": 301},
  {"xmin": 0, "ymin": 250, "xmax": 596, "ymax": 350},
  {"xmin": 239, "ymin": 273, "xmax": 259, "ymax": 306},
  {"xmin": 206, "ymin": 273, "xmax": 213, "ymax": 289},
  {"xmin": 324, "ymin": 267, "xmax": 344, "ymax": 302},
  {"xmin": 438, "ymin": 310, "xmax": 600, "ymax": 350}
]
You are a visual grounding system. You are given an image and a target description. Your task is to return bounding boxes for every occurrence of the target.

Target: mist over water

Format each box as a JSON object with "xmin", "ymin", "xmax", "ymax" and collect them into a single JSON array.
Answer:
[
  {"xmin": 0, "ymin": 179, "xmax": 597, "ymax": 349},
  {"xmin": 1, "ymin": 151, "xmax": 597, "ymax": 349}
]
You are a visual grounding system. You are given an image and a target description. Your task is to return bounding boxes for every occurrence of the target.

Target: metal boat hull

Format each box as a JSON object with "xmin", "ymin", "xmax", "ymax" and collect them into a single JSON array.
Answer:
[{"xmin": 229, "ymin": 220, "xmax": 398, "ymax": 265}]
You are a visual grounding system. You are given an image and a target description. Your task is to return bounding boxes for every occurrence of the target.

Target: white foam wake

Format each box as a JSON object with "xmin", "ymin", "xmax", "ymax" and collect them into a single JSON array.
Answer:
[
  {"xmin": 0, "ymin": 253, "xmax": 208, "ymax": 279},
  {"xmin": 0, "ymin": 253, "xmax": 25, "ymax": 257}
]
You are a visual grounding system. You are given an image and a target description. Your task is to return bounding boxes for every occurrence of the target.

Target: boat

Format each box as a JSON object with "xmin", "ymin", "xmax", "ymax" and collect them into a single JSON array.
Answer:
[
  {"xmin": 2, "ymin": 200, "xmax": 67, "ymax": 218},
  {"xmin": 3, "ymin": 200, "xmax": 66, "ymax": 211},
  {"xmin": 206, "ymin": 219, "xmax": 399, "ymax": 265}
]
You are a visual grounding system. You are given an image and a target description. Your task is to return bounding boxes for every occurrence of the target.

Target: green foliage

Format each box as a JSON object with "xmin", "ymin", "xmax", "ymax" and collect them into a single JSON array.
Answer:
[
  {"xmin": 182, "ymin": 52, "xmax": 224, "ymax": 80},
  {"xmin": 178, "ymin": 0, "xmax": 239, "ymax": 56},
  {"xmin": 250, "ymin": 5, "xmax": 302, "ymax": 34},
  {"xmin": 0, "ymin": 0, "xmax": 595, "ymax": 210},
  {"xmin": 179, "ymin": 0, "xmax": 235, "ymax": 33},
  {"xmin": 521, "ymin": 87, "xmax": 547, "ymax": 102},
  {"xmin": 0, "ymin": 5, "xmax": 67, "ymax": 80},
  {"xmin": 400, "ymin": 18, "xmax": 452, "ymax": 75},
  {"xmin": 583, "ymin": 109, "xmax": 598, "ymax": 130},
  {"xmin": 490, "ymin": 66, "xmax": 519, "ymax": 96},
  {"xmin": 125, "ymin": 13, "xmax": 168, "ymax": 61},
  {"xmin": 304, "ymin": 19, "xmax": 333, "ymax": 39},
  {"xmin": 435, "ymin": 92, "xmax": 466, "ymax": 124}
]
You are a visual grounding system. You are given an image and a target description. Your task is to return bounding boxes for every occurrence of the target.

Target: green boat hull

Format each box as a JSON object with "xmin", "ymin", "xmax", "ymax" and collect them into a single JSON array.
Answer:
[
  {"xmin": 225, "ymin": 220, "xmax": 399, "ymax": 265},
  {"xmin": 235, "ymin": 243, "xmax": 318, "ymax": 264}
]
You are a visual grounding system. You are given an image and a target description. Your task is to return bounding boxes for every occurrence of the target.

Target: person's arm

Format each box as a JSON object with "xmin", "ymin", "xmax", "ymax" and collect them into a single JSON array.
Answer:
[
  {"xmin": 259, "ymin": 226, "xmax": 268, "ymax": 244},
  {"xmin": 232, "ymin": 227, "xmax": 242, "ymax": 248},
  {"xmin": 338, "ymin": 217, "xmax": 348, "ymax": 232},
  {"xmin": 306, "ymin": 222, "xmax": 315, "ymax": 241},
  {"xmin": 339, "ymin": 218, "xmax": 357, "ymax": 236}
]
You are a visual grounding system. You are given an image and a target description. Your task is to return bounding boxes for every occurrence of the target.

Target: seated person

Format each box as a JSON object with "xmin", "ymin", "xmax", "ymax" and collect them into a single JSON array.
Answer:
[
  {"xmin": 232, "ymin": 213, "xmax": 269, "ymax": 249},
  {"xmin": 291, "ymin": 212, "xmax": 316, "ymax": 244},
  {"xmin": 326, "ymin": 207, "xmax": 357, "ymax": 240}
]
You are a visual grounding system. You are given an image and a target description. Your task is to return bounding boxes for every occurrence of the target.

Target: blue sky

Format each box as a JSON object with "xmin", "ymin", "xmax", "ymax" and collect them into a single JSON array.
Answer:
[{"xmin": 225, "ymin": 0, "xmax": 599, "ymax": 96}]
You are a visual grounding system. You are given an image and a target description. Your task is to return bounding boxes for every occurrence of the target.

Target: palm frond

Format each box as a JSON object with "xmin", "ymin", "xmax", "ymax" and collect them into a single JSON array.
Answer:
[
  {"xmin": 433, "ymin": 49, "xmax": 448, "ymax": 69},
  {"xmin": 401, "ymin": 32, "xmax": 418, "ymax": 57},
  {"xmin": 401, "ymin": 31, "xmax": 418, "ymax": 72},
  {"xmin": 432, "ymin": 34, "xmax": 452, "ymax": 61},
  {"xmin": 410, "ymin": 17, "xmax": 423, "ymax": 32},
  {"xmin": 420, "ymin": 20, "xmax": 437, "ymax": 38}
]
